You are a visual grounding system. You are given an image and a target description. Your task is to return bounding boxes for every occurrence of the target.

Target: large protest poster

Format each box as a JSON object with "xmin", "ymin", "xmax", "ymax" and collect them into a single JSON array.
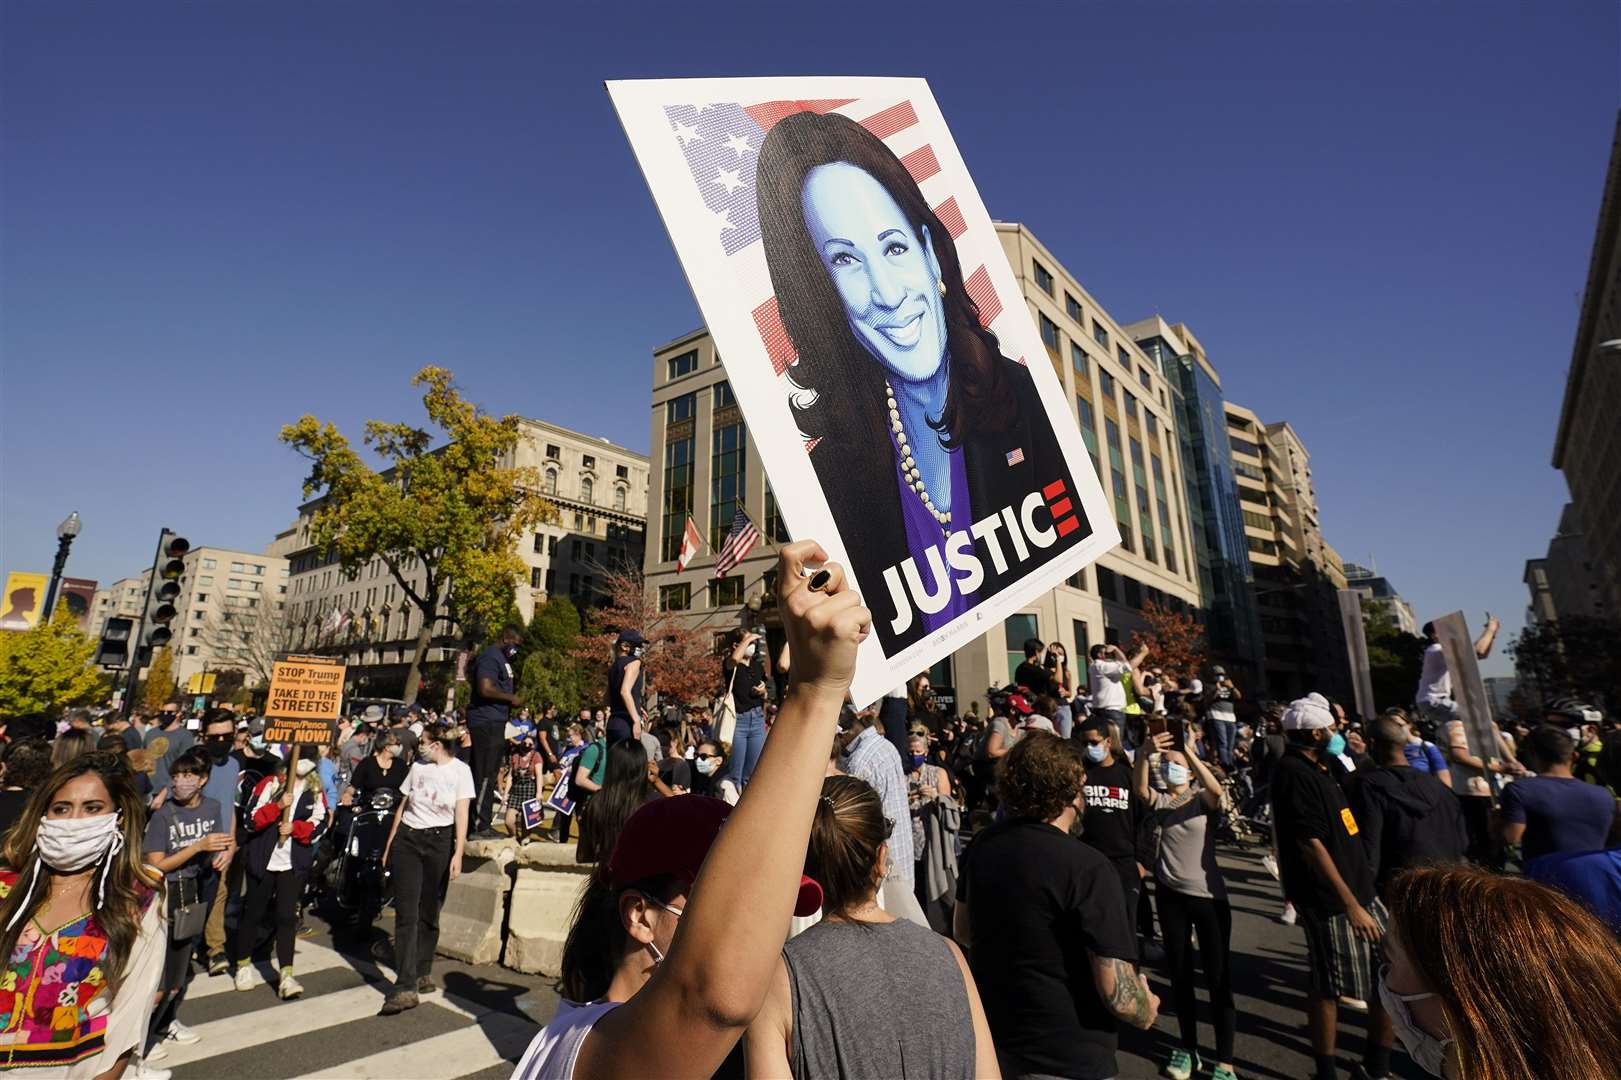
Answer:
[
  {"xmin": 610, "ymin": 77, "xmax": 1118, "ymax": 704},
  {"xmin": 0, "ymin": 571, "xmax": 48, "ymax": 632},
  {"xmin": 263, "ymin": 654, "xmax": 346, "ymax": 745}
]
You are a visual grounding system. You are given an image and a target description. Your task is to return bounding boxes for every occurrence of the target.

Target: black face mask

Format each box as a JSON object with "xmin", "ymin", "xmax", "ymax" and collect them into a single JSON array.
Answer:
[{"xmin": 205, "ymin": 738, "xmax": 233, "ymax": 764}]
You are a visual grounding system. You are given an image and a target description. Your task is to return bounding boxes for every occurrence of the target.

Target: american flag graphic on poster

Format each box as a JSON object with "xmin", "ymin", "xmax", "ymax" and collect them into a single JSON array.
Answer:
[{"xmin": 713, "ymin": 508, "xmax": 760, "ymax": 577}]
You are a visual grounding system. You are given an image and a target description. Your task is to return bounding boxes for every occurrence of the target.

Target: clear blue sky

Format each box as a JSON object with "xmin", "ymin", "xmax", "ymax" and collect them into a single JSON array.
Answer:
[{"xmin": 3, "ymin": 2, "xmax": 1616, "ymax": 677}]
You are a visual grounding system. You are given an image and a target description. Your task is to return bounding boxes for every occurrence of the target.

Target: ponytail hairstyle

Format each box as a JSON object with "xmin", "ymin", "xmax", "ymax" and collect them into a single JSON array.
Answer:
[
  {"xmin": 806, "ymin": 775, "xmax": 890, "ymax": 918},
  {"xmin": 557, "ymin": 866, "xmax": 680, "ymax": 1003},
  {"xmin": 0, "ymin": 752, "xmax": 159, "ymax": 996}
]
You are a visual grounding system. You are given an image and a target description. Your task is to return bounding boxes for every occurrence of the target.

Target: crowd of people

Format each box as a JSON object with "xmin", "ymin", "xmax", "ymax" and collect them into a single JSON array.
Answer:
[
  {"xmin": 499, "ymin": 547, "xmax": 1621, "ymax": 1080},
  {"xmin": 2, "ymin": 546, "xmax": 1619, "ymax": 1080}
]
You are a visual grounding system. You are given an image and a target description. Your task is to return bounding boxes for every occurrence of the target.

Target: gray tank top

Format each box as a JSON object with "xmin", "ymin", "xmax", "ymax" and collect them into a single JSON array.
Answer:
[{"xmin": 783, "ymin": 917, "xmax": 975, "ymax": 1079}]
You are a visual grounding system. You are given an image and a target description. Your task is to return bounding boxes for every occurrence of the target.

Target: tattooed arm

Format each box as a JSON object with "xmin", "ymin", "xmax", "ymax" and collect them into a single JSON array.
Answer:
[{"xmin": 1090, "ymin": 954, "xmax": 1160, "ymax": 1029}]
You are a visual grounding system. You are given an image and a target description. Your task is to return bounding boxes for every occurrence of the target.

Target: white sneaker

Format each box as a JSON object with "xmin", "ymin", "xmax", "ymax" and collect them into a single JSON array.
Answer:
[
  {"xmin": 136, "ymin": 1061, "xmax": 173, "ymax": 1080},
  {"xmin": 1261, "ymin": 852, "xmax": 1280, "ymax": 881},
  {"xmin": 278, "ymin": 971, "xmax": 304, "ymax": 1000},
  {"xmin": 146, "ymin": 1041, "xmax": 169, "ymax": 1062},
  {"xmin": 234, "ymin": 965, "xmax": 260, "ymax": 992},
  {"xmin": 163, "ymin": 1019, "xmax": 200, "ymax": 1045},
  {"xmin": 1277, "ymin": 902, "xmax": 1297, "ymax": 926}
]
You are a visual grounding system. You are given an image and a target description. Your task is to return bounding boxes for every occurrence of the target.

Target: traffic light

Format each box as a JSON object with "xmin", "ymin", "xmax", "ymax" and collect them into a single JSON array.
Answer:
[
  {"xmin": 138, "ymin": 531, "xmax": 189, "ymax": 663},
  {"xmin": 94, "ymin": 615, "xmax": 136, "ymax": 669}
]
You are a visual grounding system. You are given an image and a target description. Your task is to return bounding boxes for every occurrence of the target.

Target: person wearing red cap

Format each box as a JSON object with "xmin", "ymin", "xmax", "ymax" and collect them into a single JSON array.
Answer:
[{"xmin": 512, "ymin": 541, "xmax": 870, "ymax": 1080}]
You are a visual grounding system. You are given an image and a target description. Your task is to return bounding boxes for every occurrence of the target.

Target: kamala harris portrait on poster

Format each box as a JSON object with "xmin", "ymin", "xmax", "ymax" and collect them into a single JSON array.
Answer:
[{"xmin": 609, "ymin": 77, "xmax": 1119, "ymax": 705}]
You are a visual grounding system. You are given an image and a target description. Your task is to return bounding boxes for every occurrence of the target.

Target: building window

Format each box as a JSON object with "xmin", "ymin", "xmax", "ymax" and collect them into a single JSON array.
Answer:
[
  {"xmin": 616, "ymin": 464, "xmax": 628, "ymax": 479},
  {"xmin": 1121, "ymin": 391, "xmax": 1136, "ymax": 421},
  {"xmin": 1092, "ymin": 320, "xmax": 1109, "ymax": 348},
  {"xmin": 711, "ymin": 420, "xmax": 746, "ymax": 543},
  {"xmin": 1076, "ymin": 396, "xmax": 1100, "ymax": 475},
  {"xmin": 666, "ymin": 392, "xmax": 696, "ymax": 423},
  {"xmin": 764, "ymin": 483, "xmax": 789, "ymax": 544},
  {"xmin": 1106, "ymin": 418, "xmax": 1131, "ymax": 552},
  {"xmin": 582, "ymin": 454, "xmax": 595, "ymax": 470},
  {"xmin": 1117, "ymin": 345, "xmax": 1131, "ymax": 367},
  {"xmin": 709, "ymin": 575, "xmax": 744, "ymax": 607},
  {"xmin": 198, "ymin": 575, "xmax": 212, "ymax": 586},
  {"xmin": 544, "ymin": 468, "xmax": 557, "ymax": 495},
  {"xmin": 1145, "ymin": 412, "xmax": 1158, "ymax": 439},
  {"xmin": 1072, "ymin": 620, "xmax": 1091, "ymax": 684},
  {"xmin": 1070, "ymin": 343, "xmax": 1087, "ymax": 380},
  {"xmin": 1123, "ymin": 576, "xmax": 1143, "ymax": 609},
  {"xmin": 202, "ymin": 558, "xmax": 217, "ymax": 569},
  {"xmin": 544, "ymin": 570, "xmax": 555, "ymax": 593},
  {"xmin": 186, "ymin": 646, "xmax": 199, "ymax": 656},
  {"xmin": 1005, "ymin": 612, "xmax": 1039, "ymax": 683},
  {"xmin": 1067, "ymin": 567, "xmax": 1088, "ymax": 591},
  {"xmin": 1065, "ymin": 293, "xmax": 1082, "ymax": 322},
  {"xmin": 1131, "ymin": 437, "xmax": 1155, "ymax": 564},
  {"xmin": 1242, "ymin": 509, "xmax": 1274, "ymax": 531},
  {"xmin": 1033, "ymin": 261, "xmax": 1054, "ymax": 295},
  {"xmin": 1039, "ymin": 313, "xmax": 1060, "ymax": 351},
  {"xmin": 533, "ymin": 533, "xmax": 545, "ymax": 554},
  {"xmin": 614, "ymin": 486, "xmax": 627, "ymax": 511},
  {"xmin": 546, "ymin": 443, "xmax": 561, "ymax": 460},
  {"xmin": 1248, "ymin": 536, "xmax": 1278, "ymax": 556},
  {"xmin": 659, "ymin": 583, "xmax": 692, "ymax": 612},
  {"xmin": 666, "ymin": 349, "xmax": 699, "ymax": 380},
  {"xmin": 1096, "ymin": 565, "xmax": 1118, "ymax": 602},
  {"xmin": 1098, "ymin": 369, "xmax": 1115, "ymax": 399},
  {"xmin": 571, "ymin": 539, "xmax": 583, "ymax": 560},
  {"xmin": 1231, "ymin": 437, "xmax": 1262, "ymax": 459},
  {"xmin": 581, "ymin": 477, "xmax": 594, "ymax": 504},
  {"xmin": 196, "ymin": 594, "xmax": 209, "ymax": 603},
  {"xmin": 661, "ymin": 424, "xmax": 696, "ymax": 562},
  {"xmin": 714, "ymin": 381, "xmax": 737, "ymax": 408},
  {"xmin": 230, "ymin": 562, "xmax": 245, "ymax": 573},
  {"xmin": 548, "ymin": 536, "xmax": 558, "ymax": 556},
  {"xmin": 1138, "ymin": 366, "xmax": 1152, "ymax": 389},
  {"xmin": 1153, "ymin": 456, "xmax": 1177, "ymax": 574},
  {"xmin": 530, "ymin": 567, "xmax": 544, "ymax": 588}
]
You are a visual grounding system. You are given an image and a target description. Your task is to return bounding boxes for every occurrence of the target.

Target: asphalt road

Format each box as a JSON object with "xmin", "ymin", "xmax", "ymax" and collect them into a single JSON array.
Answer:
[{"xmin": 168, "ymin": 847, "xmax": 1426, "ymax": 1080}]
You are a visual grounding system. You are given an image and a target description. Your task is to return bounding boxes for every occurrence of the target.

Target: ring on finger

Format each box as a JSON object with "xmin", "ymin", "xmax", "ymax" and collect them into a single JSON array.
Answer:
[{"xmin": 807, "ymin": 569, "xmax": 832, "ymax": 593}]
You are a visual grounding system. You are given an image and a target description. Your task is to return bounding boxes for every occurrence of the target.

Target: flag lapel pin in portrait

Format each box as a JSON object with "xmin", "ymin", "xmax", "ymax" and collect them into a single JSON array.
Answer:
[{"xmin": 1006, "ymin": 448, "xmax": 1025, "ymax": 466}]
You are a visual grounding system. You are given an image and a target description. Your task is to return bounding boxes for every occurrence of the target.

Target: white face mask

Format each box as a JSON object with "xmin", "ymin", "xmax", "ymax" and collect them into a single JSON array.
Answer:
[
  {"xmin": 1163, "ymin": 762, "xmax": 1191, "ymax": 787},
  {"xmin": 639, "ymin": 891, "xmax": 683, "ymax": 965},
  {"xmin": 1378, "ymin": 967, "xmax": 1452, "ymax": 1077},
  {"xmin": 37, "ymin": 813, "xmax": 124, "ymax": 873},
  {"xmin": 695, "ymin": 757, "xmax": 716, "ymax": 776},
  {"xmin": 170, "ymin": 775, "xmax": 203, "ymax": 803}
]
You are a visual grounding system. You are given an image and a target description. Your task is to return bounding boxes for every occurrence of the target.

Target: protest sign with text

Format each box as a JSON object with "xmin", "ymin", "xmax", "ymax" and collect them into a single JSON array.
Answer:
[
  {"xmin": 609, "ymin": 77, "xmax": 1118, "ymax": 704},
  {"xmin": 264, "ymin": 654, "xmax": 346, "ymax": 745}
]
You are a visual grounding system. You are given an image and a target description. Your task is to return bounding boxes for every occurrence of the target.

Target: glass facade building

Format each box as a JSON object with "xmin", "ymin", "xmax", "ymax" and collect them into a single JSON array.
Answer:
[{"xmin": 1137, "ymin": 333, "xmax": 1265, "ymax": 683}]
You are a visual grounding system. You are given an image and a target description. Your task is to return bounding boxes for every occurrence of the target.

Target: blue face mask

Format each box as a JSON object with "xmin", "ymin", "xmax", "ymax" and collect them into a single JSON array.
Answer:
[
  {"xmin": 910, "ymin": 752, "xmax": 926, "ymax": 767},
  {"xmin": 1083, "ymin": 743, "xmax": 1107, "ymax": 764},
  {"xmin": 1326, "ymin": 732, "xmax": 1347, "ymax": 757}
]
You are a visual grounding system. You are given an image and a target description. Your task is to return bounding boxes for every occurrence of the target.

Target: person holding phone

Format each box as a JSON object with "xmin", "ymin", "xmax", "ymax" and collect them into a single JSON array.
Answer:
[
  {"xmin": 1202, "ymin": 667, "xmax": 1243, "ymax": 771},
  {"xmin": 1089, "ymin": 643, "xmax": 1149, "ymax": 751},
  {"xmin": 1134, "ymin": 724, "xmax": 1236, "ymax": 1080}
]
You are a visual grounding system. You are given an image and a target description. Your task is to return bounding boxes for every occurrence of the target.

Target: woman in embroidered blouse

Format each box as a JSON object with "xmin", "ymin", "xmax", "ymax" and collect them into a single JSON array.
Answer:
[{"xmin": 0, "ymin": 752, "xmax": 165, "ymax": 1080}]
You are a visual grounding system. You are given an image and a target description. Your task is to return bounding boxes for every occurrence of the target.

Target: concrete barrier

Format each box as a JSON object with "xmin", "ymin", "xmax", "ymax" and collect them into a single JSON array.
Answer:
[
  {"xmin": 503, "ymin": 868, "xmax": 589, "ymax": 976},
  {"xmin": 516, "ymin": 840, "xmax": 586, "ymax": 870},
  {"xmin": 435, "ymin": 855, "xmax": 512, "ymax": 966}
]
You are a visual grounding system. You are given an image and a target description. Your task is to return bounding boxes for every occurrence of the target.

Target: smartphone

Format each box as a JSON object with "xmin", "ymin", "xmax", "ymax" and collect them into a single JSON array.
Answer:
[
  {"xmin": 1171, "ymin": 719, "xmax": 1186, "ymax": 750},
  {"xmin": 1147, "ymin": 715, "xmax": 1168, "ymax": 738}
]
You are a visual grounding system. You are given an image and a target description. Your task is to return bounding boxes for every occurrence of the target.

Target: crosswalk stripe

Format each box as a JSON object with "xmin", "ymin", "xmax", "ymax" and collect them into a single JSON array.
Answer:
[
  {"xmin": 290, "ymin": 1012, "xmax": 535, "ymax": 1079},
  {"xmin": 161, "ymin": 983, "xmax": 399, "ymax": 1067},
  {"xmin": 184, "ymin": 941, "xmax": 353, "ymax": 1001}
]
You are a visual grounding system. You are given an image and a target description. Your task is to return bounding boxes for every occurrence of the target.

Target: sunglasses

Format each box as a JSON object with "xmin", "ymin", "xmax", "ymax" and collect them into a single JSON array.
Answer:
[{"xmin": 695, "ymin": 752, "xmax": 717, "ymax": 760}]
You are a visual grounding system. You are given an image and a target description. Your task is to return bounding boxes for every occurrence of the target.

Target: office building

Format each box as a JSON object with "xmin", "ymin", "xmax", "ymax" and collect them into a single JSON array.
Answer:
[
  {"xmin": 1551, "ymin": 112, "xmax": 1621, "ymax": 617},
  {"xmin": 1523, "ymin": 503, "xmax": 1609, "ymax": 624},
  {"xmin": 1343, "ymin": 562, "xmax": 1420, "ymax": 635},
  {"xmin": 87, "ymin": 575, "xmax": 150, "ymax": 643},
  {"xmin": 280, "ymin": 418, "xmax": 648, "ymax": 700},
  {"xmin": 644, "ymin": 222, "xmax": 1201, "ymax": 704},
  {"xmin": 168, "ymin": 547, "xmax": 291, "ymax": 687},
  {"xmin": 1130, "ymin": 318, "xmax": 1265, "ymax": 687}
]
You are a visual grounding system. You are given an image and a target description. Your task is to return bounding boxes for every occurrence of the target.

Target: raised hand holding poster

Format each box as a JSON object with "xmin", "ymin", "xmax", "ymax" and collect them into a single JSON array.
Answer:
[{"xmin": 609, "ymin": 77, "xmax": 1119, "ymax": 705}]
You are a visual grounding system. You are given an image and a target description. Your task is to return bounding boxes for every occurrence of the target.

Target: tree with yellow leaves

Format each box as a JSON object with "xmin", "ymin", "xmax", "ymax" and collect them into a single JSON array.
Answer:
[
  {"xmin": 280, "ymin": 367, "xmax": 555, "ymax": 703},
  {"xmin": 0, "ymin": 602, "xmax": 107, "ymax": 717}
]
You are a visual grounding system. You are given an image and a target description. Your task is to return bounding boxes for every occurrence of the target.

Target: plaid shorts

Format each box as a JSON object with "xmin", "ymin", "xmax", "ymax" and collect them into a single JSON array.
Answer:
[{"xmin": 1300, "ymin": 896, "xmax": 1388, "ymax": 1000}]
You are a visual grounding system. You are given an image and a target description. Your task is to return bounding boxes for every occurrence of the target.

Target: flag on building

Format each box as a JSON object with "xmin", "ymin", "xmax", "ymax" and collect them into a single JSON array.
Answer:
[
  {"xmin": 713, "ymin": 508, "xmax": 760, "ymax": 578},
  {"xmin": 676, "ymin": 516, "xmax": 703, "ymax": 572}
]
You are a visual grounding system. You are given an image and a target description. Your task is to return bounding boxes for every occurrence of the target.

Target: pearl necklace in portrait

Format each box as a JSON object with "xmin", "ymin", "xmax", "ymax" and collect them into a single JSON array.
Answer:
[{"xmin": 885, "ymin": 378, "xmax": 951, "ymax": 531}]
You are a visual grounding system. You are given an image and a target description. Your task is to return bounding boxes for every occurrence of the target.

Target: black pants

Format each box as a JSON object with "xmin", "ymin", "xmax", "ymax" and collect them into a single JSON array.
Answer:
[
  {"xmin": 233, "ymin": 867, "xmax": 306, "ymax": 971},
  {"xmin": 391, "ymin": 823, "xmax": 454, "ymax": 991},
  {"xmin": 1107, "ymin": 856, "xmax": 1143, "ymax": 939},
  {"xmin": 1158, "ymin": 888, "xmax": 1236, "ymax": 1063},
  {"xmin": 1459, "ymin": 795, "xmax": 1502, "ymax": 870},
  {"xmin": 878, "ymin": 696, "xmax": 909, "ymax": 765},
  {"xmin": 469, "ymin": 722, "xmax": 506, "ymax": 832}
]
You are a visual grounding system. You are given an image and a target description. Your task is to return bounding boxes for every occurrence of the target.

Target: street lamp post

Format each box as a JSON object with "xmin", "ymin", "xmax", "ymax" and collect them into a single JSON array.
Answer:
[{"xmin": 40, "ymin": 511, "xmax": 83, "ymax": 625}]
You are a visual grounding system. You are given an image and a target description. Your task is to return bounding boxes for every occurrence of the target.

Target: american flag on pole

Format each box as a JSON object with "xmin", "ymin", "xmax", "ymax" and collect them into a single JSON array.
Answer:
[
  {"xmin": 713, "ymin": 508, "xmax": 760, "ymax": 578},
  {"xmin": 676, "ymin": 515, "xmax": 703, "ymax": 572},
  {"xmin": 661, "ymin": 97, "xmax": 1012, "ymax": 410}
]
